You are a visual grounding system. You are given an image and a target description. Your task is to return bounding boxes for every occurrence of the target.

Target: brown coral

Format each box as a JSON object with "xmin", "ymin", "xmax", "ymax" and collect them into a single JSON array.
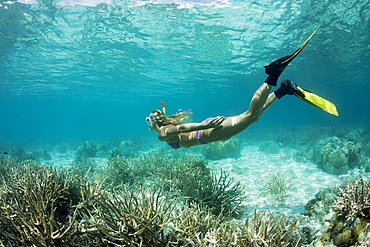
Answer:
[
  {"xmin": 336, "ymin": 175, "xmax": 370, "ymax": 222},
  {"xmin": 316, "ymin": 176, "xmax": 370, "ymax": 246}
]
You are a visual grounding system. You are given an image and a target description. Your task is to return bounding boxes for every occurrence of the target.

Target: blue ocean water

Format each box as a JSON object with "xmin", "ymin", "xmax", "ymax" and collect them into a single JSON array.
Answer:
[{"xmin": 0, "ymin": 0, "xmax": 369, "ymax": 147}]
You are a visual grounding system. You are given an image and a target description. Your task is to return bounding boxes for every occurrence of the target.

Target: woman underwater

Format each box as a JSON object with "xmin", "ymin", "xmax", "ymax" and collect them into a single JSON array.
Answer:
[{"xmin": 146, "ymin": 28, "xmax": 338, "ymax": 149}]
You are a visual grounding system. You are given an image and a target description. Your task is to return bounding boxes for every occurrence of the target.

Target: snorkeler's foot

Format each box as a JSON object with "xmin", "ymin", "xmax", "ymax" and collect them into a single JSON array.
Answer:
[
  {"xmin": 264, "ymin": 26, "xmax": 321, "ymax": 86},
  {"xmin": 274, "ymin": 79, "xmax": 305, "ymax": 99},
  {"xmin": 264, "ymin": 55, "xmax": 291, "ymax": 86}
]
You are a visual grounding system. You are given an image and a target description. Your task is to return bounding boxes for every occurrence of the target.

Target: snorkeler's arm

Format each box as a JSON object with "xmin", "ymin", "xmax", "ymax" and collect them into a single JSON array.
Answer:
[{"xmin": 159, "ymin": 116, "xmax": 225, "ymax": 139}]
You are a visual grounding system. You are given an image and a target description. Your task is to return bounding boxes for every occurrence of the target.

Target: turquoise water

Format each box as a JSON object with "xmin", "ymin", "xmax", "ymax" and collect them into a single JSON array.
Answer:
[{"xmin": 0, "ymin": 0, "xmax": 369, "ymax": 146}]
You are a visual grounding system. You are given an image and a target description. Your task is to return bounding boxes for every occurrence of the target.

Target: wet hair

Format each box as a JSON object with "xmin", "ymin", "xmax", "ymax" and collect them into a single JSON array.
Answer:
[{"xmin": 149, "ymin": 109, "xmax": 192, "ymax": 126}]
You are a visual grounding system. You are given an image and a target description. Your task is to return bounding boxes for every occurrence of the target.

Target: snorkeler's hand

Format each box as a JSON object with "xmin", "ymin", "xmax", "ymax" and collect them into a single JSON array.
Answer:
[{"xmin": 207, "ymin": 116, "xmax": 225, "ymax": 128}]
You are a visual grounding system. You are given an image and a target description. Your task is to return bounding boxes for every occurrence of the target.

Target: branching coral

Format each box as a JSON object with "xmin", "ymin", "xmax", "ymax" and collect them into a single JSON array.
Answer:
[
  {"xmin": 204, "ymin": 210, "xmax": 302, "ymax": 247},
  {"xmin": 0, "ymin": 163, "xmax": 82, "ymax": 246},
  {"xmin": 158, "ymin": 158, "xmax": 246, "ymax": 216},
  {"xmin": 169, "ymin": 204, "xmax": 227, "ymax": 245},
  {"xmin": 96, "ymin": 153, "xmax": 246, "ymax": 217},
  {"xmin": 71, "ymin": 156, "xmax": 97, "ymax": 177},
  {"xmin": 86, "ymin": 187, "xmax": 177, "ymax": 246},
  {"xmin": 262, "ymin": 172, "xmax": 293, "ymax": 205},
  {"xmin": 96, "ymin": 154, "xmax": 138, "ymax": 188},
  {"xmin": 183, "ymin": 170, "xmax": 246, "ymax": 216},
  {"xmin": 240, "ymin": 210, "xmax": 302, "ymax": 247},
  {"xmin": 0, "ymin": 157, "xmax": 17, "ymax": 179},
  {"xmin": 0, "ymin": 158, "xmax": 303, "ymax": 247},
  {"xmin": 315, "ymin": 176, "xmax": 370, "ymax": 246},
  {"xmin": 336, "ymin": 175, "xmax": 370, "ymax": 222}
]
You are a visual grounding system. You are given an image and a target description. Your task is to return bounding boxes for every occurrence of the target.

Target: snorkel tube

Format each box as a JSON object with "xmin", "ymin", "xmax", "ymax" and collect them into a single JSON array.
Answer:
[{"xmin": 160, "ymin": 101, "xmax": 167, "ymax": 116}]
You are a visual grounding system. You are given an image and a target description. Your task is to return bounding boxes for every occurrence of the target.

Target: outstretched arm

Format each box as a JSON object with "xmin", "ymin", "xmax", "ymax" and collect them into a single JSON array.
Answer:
[{"xmin": 158, "ymin": 116, "xmax": 225, "ymax": 140}]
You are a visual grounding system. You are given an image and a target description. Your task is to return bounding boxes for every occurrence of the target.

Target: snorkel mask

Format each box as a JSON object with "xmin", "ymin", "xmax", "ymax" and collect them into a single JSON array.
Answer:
[
  {"xmin": 146, "ymin": 115, "xmax": 164, "ymax": 125},
  {"xmin": 146, "ymin": 102, "xmax": 167, "ymax": 126}
]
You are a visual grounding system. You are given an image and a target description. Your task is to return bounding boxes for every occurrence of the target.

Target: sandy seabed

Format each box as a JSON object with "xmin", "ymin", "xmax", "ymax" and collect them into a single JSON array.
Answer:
[{"xmin": 208, "ymin": 145, "xmax": 341, "ymax": 215}]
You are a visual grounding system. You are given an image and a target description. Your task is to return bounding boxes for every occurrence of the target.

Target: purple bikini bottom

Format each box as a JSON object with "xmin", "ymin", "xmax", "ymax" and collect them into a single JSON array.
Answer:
[{"xmin": 196, "ymin": 117, "xmax": 215, "ymax": 144}]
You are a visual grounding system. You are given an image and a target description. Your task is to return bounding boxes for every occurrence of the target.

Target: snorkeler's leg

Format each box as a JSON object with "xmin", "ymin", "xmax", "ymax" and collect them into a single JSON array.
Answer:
[
  {"xmin": 245, "ymin": 83, "xmax": 273, "ymax": 117},
  {"xmin": 260, "ymin": 92, "xmax": 278, "ymax": 113}
]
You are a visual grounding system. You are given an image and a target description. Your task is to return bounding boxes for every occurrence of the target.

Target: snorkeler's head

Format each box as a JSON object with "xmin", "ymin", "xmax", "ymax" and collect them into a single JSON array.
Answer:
[
  {"xmin": 146, "ymin": 110, "xmax": 165, "ymax": 127},
  {"xmin": 146, "ymin": 109, "xmax": 192, "ymax": 129}
]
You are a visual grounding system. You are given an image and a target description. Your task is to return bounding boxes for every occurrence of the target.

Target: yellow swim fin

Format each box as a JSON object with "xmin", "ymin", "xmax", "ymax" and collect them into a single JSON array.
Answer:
[
  {"xmin": 264, "ymin": 26, "xmax": 321, "ymax": 86},
  {"xmin": 281, "ymin": 25, "xmax": 321, "ymax": 65},
  {"xmin": 294, "ymin": 86, "xmax": 339, "ymax": 116}
]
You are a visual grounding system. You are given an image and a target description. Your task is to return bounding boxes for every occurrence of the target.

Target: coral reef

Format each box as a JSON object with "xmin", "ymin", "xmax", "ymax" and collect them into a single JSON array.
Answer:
[
  {"xmin": 262, "ymin": 172, "xmax": 293, "ymax": 205},
  {"xmin": 0, "ymin": 158, "xmax": 302, "ymax": 247},
  {"xmin": 315, "ymin": 176, "xmax": 370, "ymax": 246},
  {"xmin": 311, "ymin": 136, "xmax": 362, "ymax": 175},
  {"xmin": 259, "ymin": 140, "xmax": 280, "ymax": 154},
  {"xmin": 96, "ymin": 154, "xmax": 142, "ymax": 188},
  {"xmin": 0, "ymin": 162, "xmax": 84, "ymax": 246},
  {"xmin": 95, "ymin": 152, "xmax": 246, "ymax": 216},
  {"xmin": 76, "ymin": 141, "xmax": 97, "ymax": 158},
  {"xmin": 205, "ymin": 210, "xmax": 302, "ymax": 246},
  {"xmin": 113, "ymin": 140, "xmax": 137, "ymax": 157},
  {"xmin": 111, "ymin": 138, "xmax": 149, "ymax": 158},
  {"xmin": 87, "ymin": 187, "xmax": 177, "ymax": 246},
  {"xmin": 71, "ymin": 156, "xmax": 98, "ymax": 177},
  {"xmin": 174, "ymin": 168, "xmax": 246, "ymax": 216},
  {"xmin": 336, "ymin": 176, "xmax": 370, "ymax": 222},
  {"xmin": 202, "ymin": 138, "xmax": 241, "ymax": 160},
  {"xmin": 146, "ymin": 154, "xmax": 246, "ymax": 216},
  {"xmin": 95, "ymin": 141, "xmax": 112, "ymax": 157},
  {"xmin": 304, "ymin": 187, "xmax": 339, "ymax": 220},
  {"xmin": 9, "ymin": 148, "xmax": 38, "ymax": 162}
]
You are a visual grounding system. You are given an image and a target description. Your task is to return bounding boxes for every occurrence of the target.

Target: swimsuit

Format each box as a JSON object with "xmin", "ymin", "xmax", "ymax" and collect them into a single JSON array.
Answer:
[
  {"xmin": 167, "ymin": 142, "xmax": 181, "ymax": 149},
  {"xmin": 195, "ymin": 117, "xmax": 215, "ymax": 145},
  {"xmin": 167, "ymin": 117, "xmax": 215, "ymax": 149}
]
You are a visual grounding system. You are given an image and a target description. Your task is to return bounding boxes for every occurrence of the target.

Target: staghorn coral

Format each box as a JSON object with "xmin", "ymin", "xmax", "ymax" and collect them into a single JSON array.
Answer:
[
  {"xmin": 180, "ymin": 169, "xmax": 246, "ymax": 217},
  {"xmin": 204, "ymin": 210, "xmax": 302, "ymax": 247},
  {"xmin": 240, "ymin": 210, "xmax": 302, "ymax": 247},
  {"xmin": 0, "ymin": 156, "xmax": 17, "ymax": 179},
  {"xmin": 84, "ymin": 186, "xmax": 176, "ymax": 246},
  {"xmin": 69, "ymin": 185, "xmax": 226, "ymax": 246},
  {"xmin": 95, "ymin": 154, "xmax": 138, "ymax": 188},
  {"xmin": 169, "ymin": 203, "xmax": 227, "ymax": 245},
  {"xmin": 71, "ymin": 156, "xmax": 97, "ymax": 177},
  {"xmin": 336, "ymin": 175, "xmax": 370, "ymax": 222},
  {"xmin": 156, "ymin": 157, "xmax": 246, "ymax": 217},
  {"xmin": 77, "ymin": 187, "xmax": 302, "ymax": 247},
  {"xmin": 0, "ymin": 160, "xmax": 111, "ymax": 247},
  {"xmin": 95, "ymin": 151, "xmax": 177, "ymax": 190},
  {"xmin": 0, "ymin": 163, "xmax": 81, "ymax": 246},
  {"xmin": 0, "ymin": 157, "xmax": 304, "ymax": 247},
  {"xmin": 315, "ymin": 176, "xmax": 370, "ymax": 246},
  {"xmin": 96, "ymin": 152, "xmax": 246, "ymax": 217}
]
